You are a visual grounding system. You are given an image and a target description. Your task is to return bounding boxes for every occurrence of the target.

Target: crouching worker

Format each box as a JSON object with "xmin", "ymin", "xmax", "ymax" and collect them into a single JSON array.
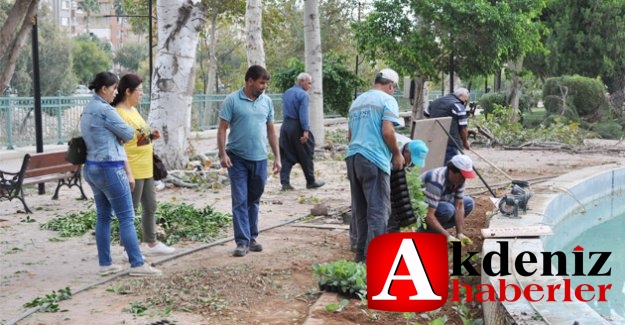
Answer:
[{"xmin": 419, "ymin": 154, "xmax": 476, "ymax": 245}]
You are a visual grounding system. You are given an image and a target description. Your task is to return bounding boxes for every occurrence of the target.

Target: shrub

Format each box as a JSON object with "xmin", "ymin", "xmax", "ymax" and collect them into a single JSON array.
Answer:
[
  {"xmin": 477, "ymin": 92, "xmax": 532, "ymax": 118},
  {"xmin": 542, "ymin": 75, "xmax": 609, "ymax": 122},
  {"xmin": 589, "ymin": 120, "xmax": 624, "ymax": 139}
]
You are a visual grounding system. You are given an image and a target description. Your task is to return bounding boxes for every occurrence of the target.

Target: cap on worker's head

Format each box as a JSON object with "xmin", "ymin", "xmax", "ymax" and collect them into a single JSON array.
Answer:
[
  {"xmin": 407, "ymin": 140, "xmax": 429, "ymax": 168},
  {"xmin": 376, "ymin": 68, "xmax": 399, "ymax": 85},
  {"xmin": 450, "ymin": 154, "xmax": 476, "ymax": 179}
]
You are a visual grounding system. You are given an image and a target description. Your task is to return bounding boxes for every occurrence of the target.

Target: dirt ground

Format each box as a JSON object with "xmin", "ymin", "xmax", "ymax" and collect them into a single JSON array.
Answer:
[{"xmin": 1, "ymin": 128, "xmax": 623, "ymax": 325}]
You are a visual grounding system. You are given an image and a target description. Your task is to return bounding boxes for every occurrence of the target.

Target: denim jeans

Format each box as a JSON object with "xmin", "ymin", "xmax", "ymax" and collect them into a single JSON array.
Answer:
[
  {"xmin": 227, "ymin": 152, "xmax": 267, "ymax": 246},
  {"xmin": 84, "ymin": 164, "xmax": 144, "ymax": 267},
  {"xmin": 419, "ymin": 196, "xmax": 474, "ymax": 232}
]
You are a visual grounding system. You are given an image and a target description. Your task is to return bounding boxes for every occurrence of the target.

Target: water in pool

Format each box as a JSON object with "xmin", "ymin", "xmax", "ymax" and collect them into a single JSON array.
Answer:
[{"xmin": 544, "ymin": 193, "xmax": 625, "ymax": 323}]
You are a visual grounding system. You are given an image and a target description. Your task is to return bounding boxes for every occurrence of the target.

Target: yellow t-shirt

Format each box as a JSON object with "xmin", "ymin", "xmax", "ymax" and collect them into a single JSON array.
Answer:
[{"xmin": 115, "ymin": 106, "xmax": 154, "ymax": 179}]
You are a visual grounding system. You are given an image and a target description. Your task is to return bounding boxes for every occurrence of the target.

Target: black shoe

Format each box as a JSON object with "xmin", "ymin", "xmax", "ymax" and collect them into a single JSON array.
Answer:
[
  {"xmin": 281, "ymin": 184, "xmax": 295, "ymax": 191},
  {"xmin": 249, "ymin": 240, "xmax": 263, "ymax": 252},
  {"xmin": 306, "ymin": 181, "xmax": 325, "ymax": 189},
  {"xmin": 233, "ymin": 244, "xmax": 248, "ymax": 257}
]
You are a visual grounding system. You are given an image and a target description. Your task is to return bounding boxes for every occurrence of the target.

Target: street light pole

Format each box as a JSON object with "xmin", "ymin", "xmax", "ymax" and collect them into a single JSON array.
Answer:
[{"xmin": 103, "ymin": 10, "xmax": 155, "ymax": 90}]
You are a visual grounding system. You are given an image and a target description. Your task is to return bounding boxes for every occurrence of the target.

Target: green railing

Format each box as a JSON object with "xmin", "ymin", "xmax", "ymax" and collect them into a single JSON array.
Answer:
[{"xmin": 1, "ymin": 91, "xmax": 479, "ymax": 150}]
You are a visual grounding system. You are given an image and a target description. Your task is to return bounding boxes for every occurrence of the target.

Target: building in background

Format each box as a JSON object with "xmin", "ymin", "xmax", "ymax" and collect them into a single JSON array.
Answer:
[{"xmin": 42, "ymin": 0, "xmax": 144, "ymax": 51}]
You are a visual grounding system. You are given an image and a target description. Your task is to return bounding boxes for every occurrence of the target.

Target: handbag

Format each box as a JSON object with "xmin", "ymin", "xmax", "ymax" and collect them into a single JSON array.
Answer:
[
  {"xmin": 65, "ymin": 136, "xmax": 87, "ymax": 165},
  {"xmin": 153, "ymin": 153, "xmax": 168, "ymax": 180}
]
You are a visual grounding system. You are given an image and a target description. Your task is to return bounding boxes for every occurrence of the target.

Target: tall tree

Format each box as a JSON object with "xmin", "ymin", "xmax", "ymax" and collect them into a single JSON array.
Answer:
[
  {"xmin": 303, "ymin": 0, "xmax": 324, "ymax": 147},
  {"xmin": 528, "ymin": 0, "xmax": 625, "ymax": 118},
  {"xmin": 149, "ymin": 0, "xmax": 205, "ymax": 168},
  {"xmin": 245, "ymin": 0, "xmax": 265, "ymax": 67},
  {"xmin": 201, "ymin": 0, "xmax": 244, "ymax": 94},
  {"xmin": 0, "ymin": 0, "xmax": 39, "ymax": 94},
  {"xmin": 354, "ymin": 0, "xmax": 545, "ymax": 118},
  {"xmin": 77, "ymin": 0, "xmax": 101, "ymax": 34}
]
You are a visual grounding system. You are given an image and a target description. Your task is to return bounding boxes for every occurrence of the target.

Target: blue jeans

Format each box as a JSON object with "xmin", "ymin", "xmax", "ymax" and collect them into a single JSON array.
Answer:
[
  {"xmin": 227, "ymin": 152, "xmax": 267, "ymax": 246},
  {"xmin": 84, "ymin": 164, "xmax": 144, "ymax": 267},
  {"xmin": 420, "ymin": 196, "xmax": 474, "ymax": 232}
]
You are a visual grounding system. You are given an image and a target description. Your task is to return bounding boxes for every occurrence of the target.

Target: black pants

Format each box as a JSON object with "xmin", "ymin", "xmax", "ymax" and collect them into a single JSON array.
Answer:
[{"xmin": 279, "ymin": 118, "xmax": 316, "ymax": 186}]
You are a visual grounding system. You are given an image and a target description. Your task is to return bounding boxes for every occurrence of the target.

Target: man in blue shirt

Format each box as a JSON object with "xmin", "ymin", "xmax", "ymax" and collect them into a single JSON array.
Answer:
[
  {"xmin": 279, "ymin": 72, "xmax": 325, "ymax": 191},
  {"xmin": 217, "ymin": 65, "xmax": 281, "ymax": 257},
  {"xmin": 427, "ymin": 88, "xmax": 471, "ymax": 163},
  {"xmin": 346, "ymin": 68, "xmax": 405, "ymax": 263}
]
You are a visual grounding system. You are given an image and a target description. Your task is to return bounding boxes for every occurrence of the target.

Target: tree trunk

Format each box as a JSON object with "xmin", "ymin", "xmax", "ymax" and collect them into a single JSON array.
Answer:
[
  {"xmin": 303, "ymin": 0, "xmax": 324, "ymax": 147},
  {"xmin": 0, "ymin": 0, "xmax": 39, "ymax": 93},
  {"xmin": 205, "ymin": 13, "xmax": 218, "ymax": 94},
  {"xmin": 412, "ymin": 75, "xmax": 428, "ymax": 120},
  {"xmin": 149, "ymin": 0, "xmax": 205, "ymax": 169},
  {"xmin": 605, "ymin": 74, "xmax": 625, "ymax": 119},
  {"xmin": 245, "ymin": 0, "xmax": 265, "ymax": 67},
  {"xmin": 506, "ymin": 58, "xmax": 523, "ymax": 123}
]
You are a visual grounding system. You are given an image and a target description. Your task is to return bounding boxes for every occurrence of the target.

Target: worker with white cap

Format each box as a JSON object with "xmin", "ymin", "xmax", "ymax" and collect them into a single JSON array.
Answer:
[
  {"xmin": 419, "ymin": 154, "xmax": 476, "ymax": 245},
  {"xmin": 345, "ymin": 68, "xmax": 405, "ymax": 262}
]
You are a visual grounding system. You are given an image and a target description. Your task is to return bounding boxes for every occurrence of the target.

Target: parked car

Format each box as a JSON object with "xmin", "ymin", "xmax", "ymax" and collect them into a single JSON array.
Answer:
[{"xmin": 73, "ymin": 85, "xmax": 91, "ymax": 95}]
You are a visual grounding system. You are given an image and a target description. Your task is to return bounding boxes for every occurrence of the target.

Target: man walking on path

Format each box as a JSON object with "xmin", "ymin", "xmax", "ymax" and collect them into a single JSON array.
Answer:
[
  {"xmin": 426, "ymin": 87, "xmax": 471, "ymax": 163},
  {"xmin": 217, "ymin": 65, "xmax": 281, "ymax": 257},
  {"xmin": 279, "ymin": 72, "xmax": 325, "ymax": 191},
  {"xmin": 345, "ymin": 68, "xmax": 405, "ymax": 262}
]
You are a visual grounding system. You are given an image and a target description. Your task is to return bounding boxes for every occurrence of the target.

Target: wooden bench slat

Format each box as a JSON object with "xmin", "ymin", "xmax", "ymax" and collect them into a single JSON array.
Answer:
[{"xmin": 24, "ymin": 165, "xmax": 79, "ymax": 178}]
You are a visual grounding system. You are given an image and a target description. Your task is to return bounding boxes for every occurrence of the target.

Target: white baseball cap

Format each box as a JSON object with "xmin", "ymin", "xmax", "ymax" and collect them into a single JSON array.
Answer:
[
  {"xmin": 377, "ymin": 68, "xmax": 399, "ymax": 85},
  {"xmin": 450, "ymin": 154, "xmax": 476, "ymax": 179}
]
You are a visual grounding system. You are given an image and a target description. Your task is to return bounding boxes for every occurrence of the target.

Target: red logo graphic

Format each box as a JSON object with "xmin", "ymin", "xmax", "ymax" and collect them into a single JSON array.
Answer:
[{"xmin": 367, "ymin": 232, "xmax": 448, "ymax": 312}]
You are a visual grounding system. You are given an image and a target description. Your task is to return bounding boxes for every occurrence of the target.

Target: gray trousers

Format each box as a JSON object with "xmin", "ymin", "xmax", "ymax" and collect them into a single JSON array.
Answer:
[
  {"xmin": 346, "ymin": 154, "xmax": 391, "ymax": 260},
  {"xmin": 132, "ymin": 178, "xmax": 158, "ymax": 244}
]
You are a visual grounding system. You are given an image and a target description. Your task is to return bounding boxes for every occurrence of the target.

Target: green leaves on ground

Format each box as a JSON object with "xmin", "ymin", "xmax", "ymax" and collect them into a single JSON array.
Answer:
[
  {"xmin": 42, "ymin": 202, "xmax": 231, "ymax": 245},
  {"xmin": 23, "ymin": 287, "xmax": 72, "ymax": 312}
]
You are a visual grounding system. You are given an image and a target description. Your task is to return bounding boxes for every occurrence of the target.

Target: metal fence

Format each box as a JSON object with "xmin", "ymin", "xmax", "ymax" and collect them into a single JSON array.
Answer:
[{"xmin": 1, "ymin": 91, "xmax": 478, "ymax": 150}]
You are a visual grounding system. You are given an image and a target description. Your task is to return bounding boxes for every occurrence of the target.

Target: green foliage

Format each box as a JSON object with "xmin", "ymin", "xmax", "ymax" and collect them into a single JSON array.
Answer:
[
  {"xmin": 325, "ymin": 299, "xmax": 349, "ymax": 313},
  {"xmin": 114, "ymin": 43, "xmax": 148, "ymax": 74},
  {"xmin": 405, "ymin": 167, "xmax": 427, "ymax": 230},
  {"xmin": 472, "ymin": 105, "xmax": 587, "ymax": 146},
  {"xmin": 526, "ymin": 1, "xmax": 625, "ymax": 117},
  {"xmin": 41, "ymin": 202, "xmax": 231, "ymax": 245},
  {"xmin": 72, "ymin": 39, "xmax": 113, "ymax": 84},
  {"xmin": 272, "ymin": 52, "xmax": 365, "ymax": 116},
  {"xmin": 312, "ymin": 259, "xmax": 367, "ymax": 298},
  {"xmin": 8, "ymin": 6, "xmax": 77, "ymax": 96},
  {"xmin": 155, "ymin": 202, "xmax": 231, "ymax": 245},
  {"xmin": 588, "ymin": 120, "xmax": 624, "ymax": 140},
  {"xmin": 354, "ymin": 0, "xmax": 546, "ymax": 81},
  {"xmin": 23, "ymin": 287, "xmax": 72, "ymax": 313},
  {"xmin": 478, "ymin": 92, "xmax": 534, "ymax": 117},
  {"xmin": 542, "ymin": 75, "xmax": 610, "ymax": 122}
]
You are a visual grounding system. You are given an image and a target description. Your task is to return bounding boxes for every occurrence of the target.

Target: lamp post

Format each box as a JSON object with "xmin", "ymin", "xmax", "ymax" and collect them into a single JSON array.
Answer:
[{"xmin": 103, "ymin": 7, "xmax": 155, "ymax": 91}]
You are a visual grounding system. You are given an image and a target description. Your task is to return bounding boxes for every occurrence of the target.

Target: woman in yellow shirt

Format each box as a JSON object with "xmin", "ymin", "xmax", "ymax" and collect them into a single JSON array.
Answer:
[{"xmin": 111, "ymin": 73, "xmax": 175, "ymax": 256}]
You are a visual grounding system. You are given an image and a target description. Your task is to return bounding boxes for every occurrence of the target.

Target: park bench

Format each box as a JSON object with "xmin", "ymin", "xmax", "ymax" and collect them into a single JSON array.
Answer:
[{"xmin": 0, "ymin": 151, "xmax": 87, "ymax": 213}]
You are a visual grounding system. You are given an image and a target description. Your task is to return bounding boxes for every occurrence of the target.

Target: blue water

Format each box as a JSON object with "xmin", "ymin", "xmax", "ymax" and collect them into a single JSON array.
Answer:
[{"xmin": 544, "ymin": 193, "xmax": 625, "ymax": 322}]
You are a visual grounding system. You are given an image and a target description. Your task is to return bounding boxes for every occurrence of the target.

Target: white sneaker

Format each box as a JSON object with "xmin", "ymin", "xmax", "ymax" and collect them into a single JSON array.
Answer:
[
  {"xmin": 99, "ymin": 264, "xmax": 123, "ymax": 276},
  {"xmin": 129, "ymin": 263, "xmax": 162, "ymax": 277},
  {"xmin": 120, "ymin": 251, "xmax": 146, "ymax": 262},
  {"xmin": 143, "ymin": 242, "xmax": 175, "ymax": 256}
]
